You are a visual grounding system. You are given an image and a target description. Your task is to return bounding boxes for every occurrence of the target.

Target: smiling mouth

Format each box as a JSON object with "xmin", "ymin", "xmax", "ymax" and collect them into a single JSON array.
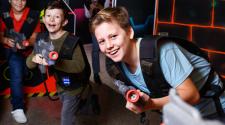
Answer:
[
  {"xmin": 108, "ymin": 49, "xmax": 119, "ymax": 56},
  {"xmin": 48, "ymin": 24, "xmax": 56, "ymax": 28}
]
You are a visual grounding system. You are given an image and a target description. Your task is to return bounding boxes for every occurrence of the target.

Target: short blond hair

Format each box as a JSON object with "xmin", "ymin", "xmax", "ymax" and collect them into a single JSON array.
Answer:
[{"xmin": 90, "ymin": 6, "xmax": 130, "ymax": 33}]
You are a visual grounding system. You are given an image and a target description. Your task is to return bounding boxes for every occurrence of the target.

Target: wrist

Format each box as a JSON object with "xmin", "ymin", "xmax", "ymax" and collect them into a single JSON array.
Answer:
[
  {"xmin": 2, "ymin": 38, "xmax": 7, "ymax": 45},
  {"xmin": 143, "ymin": 98, "xmax": 154, "ymax": 110}
]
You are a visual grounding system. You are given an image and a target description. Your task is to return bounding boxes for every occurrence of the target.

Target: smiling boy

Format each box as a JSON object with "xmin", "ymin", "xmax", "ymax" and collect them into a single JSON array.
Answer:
[
  {"xmin": 26, "ymin": 1, "xmax": 90, "ymax": 125},
  {"xmin": 90, "ymin": 7, "xmax": 225, "ymax": 122}
]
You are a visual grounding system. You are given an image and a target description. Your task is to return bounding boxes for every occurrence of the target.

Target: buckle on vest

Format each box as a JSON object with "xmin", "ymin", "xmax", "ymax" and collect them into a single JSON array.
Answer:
[
  {"xmin": 3, "ymin": 12, "xmax": 10, "ymax": 19},
  {"xmin": 27, "ymin": 17, "xmax": 34, "ymax": 24}
]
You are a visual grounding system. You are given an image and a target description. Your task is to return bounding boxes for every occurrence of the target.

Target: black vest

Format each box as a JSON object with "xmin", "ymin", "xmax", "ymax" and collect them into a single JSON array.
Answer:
[{"xmin": 36, "ymin": 32, "xmax": 91, "ymax": 90}]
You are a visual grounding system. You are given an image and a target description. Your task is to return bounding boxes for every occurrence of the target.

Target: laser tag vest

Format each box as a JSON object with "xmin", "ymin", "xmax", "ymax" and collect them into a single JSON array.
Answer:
[
  {"xmin": 1, "ymin": 8, "xmax": 40, "ymax": 56},
  {"xmin": 1, "ymin": 8, "xmax": 40, "ymax": 39},
  {"xmin": 37, "ymin": 32, "xmax": 91, "ymax": 90},
  {"xmin": 107, "ymin": 35, "xmax": 225, "ymax": 99}
]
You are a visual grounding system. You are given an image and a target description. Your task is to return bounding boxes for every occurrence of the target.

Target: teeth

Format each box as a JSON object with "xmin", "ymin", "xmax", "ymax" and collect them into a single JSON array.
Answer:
[
  {"xmin": 49, "ymin": 24, "xmax": 55, "ymax": 27},
  {"xmin": 110, "ymin": 49, "xmax": 118, "ymax": 55}
]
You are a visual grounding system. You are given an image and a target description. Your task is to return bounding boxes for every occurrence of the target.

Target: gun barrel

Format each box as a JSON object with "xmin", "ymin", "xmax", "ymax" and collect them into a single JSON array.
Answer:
[
  {"xmin": 126, "ymin": 89, "xmax": 140, "ymax": 103},
  {"xmin": 113, "ymin": 79, "xmax": 140, "ymax": 102}
]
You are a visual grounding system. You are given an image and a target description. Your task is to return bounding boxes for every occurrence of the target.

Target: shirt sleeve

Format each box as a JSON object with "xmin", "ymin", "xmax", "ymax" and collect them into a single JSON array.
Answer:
[
  {"xmin": 159, "ymin": 42, "xmax": 194, "ymax": 87},
  {"xmin": 0, "ymin": 18, "xmax": 6, "ymax": 32}
]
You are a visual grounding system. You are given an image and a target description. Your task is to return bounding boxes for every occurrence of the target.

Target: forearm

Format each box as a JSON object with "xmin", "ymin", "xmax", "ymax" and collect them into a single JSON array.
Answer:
[
  {"xmin": 0, "ymin": 32, "xmax": 6, "ymax": 44},
  {"xmin": 27, "ymin": 32, "xmax": 38, "ymax": 46},
  {"xmin": 26, "ymin": 52, "xmax": 38, "ymax": 69},
  {"xmin": 144, "ymin": 96, "xmax": 169, "ymax": 110}
]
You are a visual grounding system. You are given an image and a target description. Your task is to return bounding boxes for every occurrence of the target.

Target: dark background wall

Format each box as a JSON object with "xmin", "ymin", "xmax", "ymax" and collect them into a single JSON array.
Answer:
[
  {"xmin": 116, "ymin": 0, "xmax": 155, "ymax": 37},
  {"xmin": 155, "ymin": 0, "xmax": 225, "ymax": 78}
]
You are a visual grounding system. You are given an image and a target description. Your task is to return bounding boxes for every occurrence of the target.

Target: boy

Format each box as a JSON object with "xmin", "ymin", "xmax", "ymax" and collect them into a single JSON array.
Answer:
[
  {"xmin": 0, "ymin": 0, "xmax": 41, "ymax": 123},
  {"xmin": 90, "ymin": 7, "xmax": 225, "ymax": 122},
  {"xmin": 26, "ymin": 1, "xmax": 90, "ymax": 125}
]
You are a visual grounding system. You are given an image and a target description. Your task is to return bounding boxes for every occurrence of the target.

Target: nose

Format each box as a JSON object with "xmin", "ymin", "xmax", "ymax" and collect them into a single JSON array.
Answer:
[
  {"xmin": 105, "ymin": 40, "xmax": 113, "ymax": 50},
  {"xmin": 50, "ymin": 16, "xmax": 55, "ymax": 22},
  {"xmin": 17, "ymin": 0, "xmax": 23, "ymax": 4}
]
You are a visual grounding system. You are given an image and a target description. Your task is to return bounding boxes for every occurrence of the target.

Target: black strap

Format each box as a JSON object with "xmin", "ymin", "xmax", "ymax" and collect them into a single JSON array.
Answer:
[
  {"xmin": 58, "ymin": 34, "xmax": 79, "ymax": 60},
  {"xmin": 1, "ymin": 11, "xmax": 13, "ymax": 29},
  {"xmin": 200, "ymin": 69, "xmax": 225, "ymax": 116},
  {"xmin": 158, "ymin": 36, "xmax": 209, "ymax": 60},
  {"xmin": 40, "ymin": 70, "xmax": 59, "ymax": 101},
  {"xmin": 20, "ymin": 9, "xmax": 40, "ymax": 39}
]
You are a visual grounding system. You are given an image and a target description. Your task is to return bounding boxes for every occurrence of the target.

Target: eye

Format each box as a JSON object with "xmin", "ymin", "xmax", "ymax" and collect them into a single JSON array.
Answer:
[
  {"xmin": 98, "ymin": 40, "xmax": 105, "ymax": 45},
  {"xmin": 46, "ymin": 14, "xmax": 51, "ymax": 17},
  {"xmin": 55, "ymin": 15, "xmax": 60, "ymax": 19},
  {"xmin": 110, "ymin": 35, "xmax": 117, "ymax": 40}
]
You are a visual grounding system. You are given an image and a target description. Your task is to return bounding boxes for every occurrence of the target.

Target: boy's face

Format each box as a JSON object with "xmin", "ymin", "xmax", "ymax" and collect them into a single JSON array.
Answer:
[
  {"xmin": 94, "ymin": 21, "xmax": 133, "ymax": 62},
  {"xmin": 10, "ymin": 0, "xmax": 26, "ymax": 13},
  {"xmin": 43, "ymin": 8, "xmax": 68, "ymax": 34}
]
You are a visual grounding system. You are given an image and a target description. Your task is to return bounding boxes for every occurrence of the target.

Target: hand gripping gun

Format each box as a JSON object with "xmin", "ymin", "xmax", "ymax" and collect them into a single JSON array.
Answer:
[
  {"xmin": 5, "ymin": 29, "xmax": 29, "ymax": 52},
  {"xmin": 113, "ymin": 79, "xmax": 149, "ymax": 125},
  {"xmin": 34, "ymin": 39, "xmax": 58, "ymax": 74},
  {"xmin": 114, "ymin": 79, "xmax": 140, "ymax": 103}
]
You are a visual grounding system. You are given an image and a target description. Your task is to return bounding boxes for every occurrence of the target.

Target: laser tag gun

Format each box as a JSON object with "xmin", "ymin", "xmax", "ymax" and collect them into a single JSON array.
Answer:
[
  {"xmin": 113, "ymin": 79, "xmax": 149, "ymax": 125},
  {"xmin": 5, "ymin": 29, "xmax": 29, "ymax": 52},
  {"xmin": 163, "ymin": 89, "xmax": 224, "ymax": 125},
  {"xmin": 114, "ymin": 79, "xmax": 140, "ymax": 103},
  {"xmin": 34, "ymin": 39, "xmax": 58, "ymax": 74}
]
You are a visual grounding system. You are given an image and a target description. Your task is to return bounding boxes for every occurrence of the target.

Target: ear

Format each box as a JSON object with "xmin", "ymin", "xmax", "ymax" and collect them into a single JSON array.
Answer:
[
  {"xmin": 128, "ymin": 26, "xmax": 134, "ymax": 39},
  {"xmin": 62, "ymin": 19, "xmax": 68, "ymax": 27},
  {"xmin": 42, "ymin": 16, "xmax": 46, "ymax": 24}
]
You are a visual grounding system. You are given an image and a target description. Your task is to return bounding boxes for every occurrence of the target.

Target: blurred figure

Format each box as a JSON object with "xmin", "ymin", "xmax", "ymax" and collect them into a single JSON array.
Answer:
[
  {"xmin": 84, "ymin": 0, "xmax": 104, "ymax": 85},
  {"xmin": 0, "ymin": 0, "xmax": 41, "ymax": 123}
]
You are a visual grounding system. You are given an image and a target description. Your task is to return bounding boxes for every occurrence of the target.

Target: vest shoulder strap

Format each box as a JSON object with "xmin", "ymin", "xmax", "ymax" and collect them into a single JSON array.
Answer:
[
  {"xmin": 20, "ymin": 9, "xmax": 40, "ymax": 39},
  {"xmin": 59, "ymin": 34, "xmax": 79, "ymax": 60},
  {"xmin": 140, "ymin": 35, "xmax": 209, "ymax": 61},
  {"xmin": 1, "ymin": 11, "xmax": 13, "ymax": 29},
  {"xmin": 157, "ymin": 36, "xmax": 209, "ymax": 61}
]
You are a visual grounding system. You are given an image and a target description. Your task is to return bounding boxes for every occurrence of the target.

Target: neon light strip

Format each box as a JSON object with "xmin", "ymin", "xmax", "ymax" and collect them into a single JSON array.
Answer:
[
  {"xmin": 171, "ymin": 0, "xmax": 176, "ymax": 23},
  {"xmin": 211, "ymin": 0, "xmax": 215, "ymax": 26},
  {"xmin": 153, "ymin": 0, "xmax": 159, "ymax": 35},
  {"xmin": 221, "ymin": 75, "xmax": 225, "ymax": 79},
  {"xmin": 158, "ymin": 21, "xmax": 225, "ymax": 30},
  {"xmin": 201, "ymin": 48, "xmax": 225, "ymax": 55},
  {"xmin": 189, "ymin": 26, "xmax": 193, "ymax": 41}
]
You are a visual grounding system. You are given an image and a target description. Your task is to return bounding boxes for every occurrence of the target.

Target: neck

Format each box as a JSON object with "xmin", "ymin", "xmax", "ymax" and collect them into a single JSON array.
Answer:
[
  {"xmin": 12, "ymin": 9, "xmax": 24, "ymax": 20},
  {"xmin": 124, "ymin": 39, "xmax": 139, "ymax": 73},
  {"xmin": 49, "ymin": 30, "xmax": 66, "ymax": 40}
]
